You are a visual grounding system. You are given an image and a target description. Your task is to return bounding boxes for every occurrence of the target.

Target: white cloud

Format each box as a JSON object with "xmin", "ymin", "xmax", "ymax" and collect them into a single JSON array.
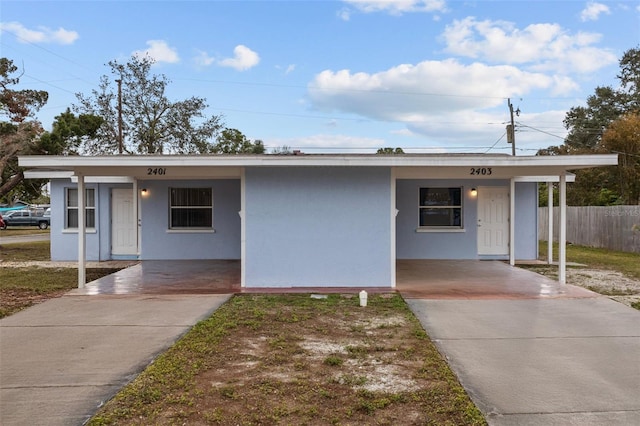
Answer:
[
  {"xmin": 306, "ymin": 58, "xmax": 579, "ymax": 150},
  {"xmin": 276, "ymin": 64, "xmax": 297, "ymax": 74},
  {"xmin": 441, "ymin": 17, "xmax": 616, "ymax": 74},
  {"xmin": 308, "ymin": 59, "xmax": 561, "ymax": 122},
  {"xmin": 194, "ymin": 50, "xmax": 215, "ymax": 67},
  {"xmin": 267, "ymin": 134, "xmax": 385, "ymax": 152},
  {"xmin": 132, "ymin": 40, "xmax": 180, "ymax": 63},
  {"xmin": 580, "ymin": 2, "xmax": 611, "ymax": 21},
  {"xmin": 0, "ymin": 21, "xmax": 78, "ymax": 44},
  {"xmin": 342, "ymin": 0, "xmax": 447, "ymax": 15},
  {"xmin": 337, "ymin": 8, "xmax": 352, "ymax": 21},
  {"xmin": 219, "ymin": 45, "xmax": 260, "ymax": 71},
  {"xmin": 403, "ymin": 109, "xmax": 568, "ymax": 152}
]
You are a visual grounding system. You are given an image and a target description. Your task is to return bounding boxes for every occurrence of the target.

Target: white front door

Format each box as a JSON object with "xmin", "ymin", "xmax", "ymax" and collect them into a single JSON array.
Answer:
[
  {"xmin": 111, "ymin": 188, "xmax": 137, "ymax": 255},
  {"xmin": 477, "ymin": 186, "xmax": 509, "ymax": 255}
]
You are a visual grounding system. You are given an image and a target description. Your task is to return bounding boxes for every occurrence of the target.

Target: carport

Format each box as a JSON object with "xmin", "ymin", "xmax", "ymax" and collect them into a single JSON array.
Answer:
[
  {"xmin": 19, "ymin": 154, "xmax": 619, "ymax": 291},
  {"xmin": 69, "ymin": 259, "xmax": 598, "ymax": 299},
  {"xmin": 397, "ymin": 260, "xmax": 597, "ymax": 299}
]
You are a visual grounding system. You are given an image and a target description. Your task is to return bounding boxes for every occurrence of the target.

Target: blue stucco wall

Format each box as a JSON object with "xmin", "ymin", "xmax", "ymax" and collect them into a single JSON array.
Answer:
[
  {"xmin": 49, "ymin": 179, "xmax": 132, "ymax": 261},
  {"xmin": 244, "ymin": 167, "xmax": 392, "ymax": 287},
  {"xmin": 513, "ymin": 182, "xmax": 538, "ymax": 260},
  {"xmin": 49, "ymin": 178, "xmax": 241, "ymax": 261},
  {"xmin": 396, "ymin": 179, "xmax": 538, "ymax": 260},
  {"xmin": 139, "ymin": 179, "xmax": 240, "ymax": 260}
]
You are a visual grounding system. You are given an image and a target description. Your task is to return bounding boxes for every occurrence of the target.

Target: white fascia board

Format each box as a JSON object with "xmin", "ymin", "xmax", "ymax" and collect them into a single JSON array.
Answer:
[
  {"xmin": 72, "ymin": 176, "xmax": 134, "ymax": 183},
  {"xmin": 23, "ymin": 171, "xmax": 133, "ymax": 183},
  {"xmin": 513, "ymin": 174, "xmax": 576, "ymax": 183},
  {"xmin": 18, "ymin": 154, "xmax": 618, "ymax": 170},
  {"xmin": 24, "ymin": 171, "xmax": 73, "ymax": 179}
]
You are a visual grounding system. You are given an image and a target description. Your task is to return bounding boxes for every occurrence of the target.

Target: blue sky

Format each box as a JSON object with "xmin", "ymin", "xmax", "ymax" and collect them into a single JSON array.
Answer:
[{"xmin": 1, "ymin": 0, "xmax": 638, "ymax": 154}]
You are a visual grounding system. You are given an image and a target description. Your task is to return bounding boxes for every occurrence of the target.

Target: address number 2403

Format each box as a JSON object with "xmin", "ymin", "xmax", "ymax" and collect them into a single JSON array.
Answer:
[{"xmin": 470, "ymin": 167, "xmax": 492, "ymax": 176}]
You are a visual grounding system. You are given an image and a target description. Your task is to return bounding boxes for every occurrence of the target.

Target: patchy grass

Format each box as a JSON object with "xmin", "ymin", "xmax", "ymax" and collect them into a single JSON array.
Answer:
[
  {"xmin": 88, "ymin": 294, "xmax": 486, "ymax": 425},
  {"xmin": 539, "ymin": 240, "xmax": 640, "ymax": 280},
  {"xmin": 0, "ymin": 240, "xmax": 50, "ymax": 261},
  {"xmin": 0, "ymin": 267, "xmax": 121, "ymax": 318}
]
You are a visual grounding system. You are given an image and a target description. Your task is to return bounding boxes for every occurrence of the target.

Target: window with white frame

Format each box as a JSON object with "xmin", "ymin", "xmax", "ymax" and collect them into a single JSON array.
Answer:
[
  {"xmin": 419, "ymin": 187, "xmax": 462, "ymax": 228},
  {"xmin": 169, "ymin": 188, "xmax": 213, "ymax": 229},
  {"xmin": 66, "ymin": 188, "xmax": 96, "ymax": 229}
]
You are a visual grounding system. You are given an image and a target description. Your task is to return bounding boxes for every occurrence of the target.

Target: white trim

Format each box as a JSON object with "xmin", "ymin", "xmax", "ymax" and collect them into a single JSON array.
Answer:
[
  {"xmin": 559, "ymin": 174, "xmax": 567, "ymax": 284},
  {"xmin": 24, "ymin": 171, "xmax": 73, "ymax": 179},
  {"xmin": 62, "ymin": 229, "xmax": 97, "ymax": 234},
  {"xmin": 416, "ymin": 228, "xmax": 466, "ymax": 233},
  {"xmin": 509, "ymin": 179, "xmax": 515, "ymax": 266},
  {"xmin": 513, "ymin": 174, "xmax": 575, "ymax": 183},
  {"xmin": 72, "ymin": 176, "xmax": 134, "ymax": 183},
  {"xmin": 240, "ymin": 167, "xmax": 246, "ymax": 288},
  {"xmin": 166, "ymin": 229, "xmax": 216, "ymax": 234},
  {"xmin": 547, "ymin": 182, "xmax": 554, "ymax": 265},
  {"xmin": 133, "ymin": 179, "xmax": 140, "ymax": 257},
  {"xmin": 390, "ymin": 168, "xmax": 396, "ymax": 289},
  {"xmin": 24, "ymin": 171, "xmax": 135, "ymax": 183},
  {"xmin": 77, "ymin": 175, "xmax": 86, "ymax": 288},
  {"xmin": 19, "ymin": 154, "xmax": 618, "ymax": 170}
]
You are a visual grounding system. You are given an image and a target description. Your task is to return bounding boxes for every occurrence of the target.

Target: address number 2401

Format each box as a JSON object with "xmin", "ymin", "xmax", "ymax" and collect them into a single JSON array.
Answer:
[
  {"xmin": 147, "ymin": 167, "xmax": 167, "ymax": 175},
  {"xmin": 470, "ymin": 167, "xmax": 492, "ymax": 175}
]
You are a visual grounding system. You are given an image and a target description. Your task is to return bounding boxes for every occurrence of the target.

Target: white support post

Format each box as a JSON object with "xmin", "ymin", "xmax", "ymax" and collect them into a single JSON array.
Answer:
[
  {"xmin": 559, "ymin": 173, "xmax": 567, "ymax": 284},
  {"xmin": 133, "ymin": 178, "xmax": 140, "ymax": 256},
  {"xmin": 77, "ymin": 174, "xmax": 86, "ymax": 288},
  {"xmin": 390, "ymin": 168, "xmax": 396, "ymax": 288},
  {"xmin": 547, "ymin": 182, "xmax": 554, "ymax": 265},
  {"xmin": 509, "ymin": 178, "xmax": 515, "ymax": 266},
  {"xmin": 240, "ymin": 167, "xmax": 246, "ymax": 288}
]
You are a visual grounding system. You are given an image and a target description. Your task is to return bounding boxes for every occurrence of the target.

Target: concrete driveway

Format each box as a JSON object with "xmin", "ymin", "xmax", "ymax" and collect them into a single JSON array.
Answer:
[
  {"xmin": 406, "ymin": 297, "xmax": 640, "ymax": 425},
  {"xmin": 0, "ymin": 293, "xmax": 230, "ymax": 426}
]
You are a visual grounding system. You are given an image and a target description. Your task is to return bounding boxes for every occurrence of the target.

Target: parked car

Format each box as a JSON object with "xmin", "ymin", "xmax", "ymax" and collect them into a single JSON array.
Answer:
[{"xmin": 0, "ymin": 209, "xmax": 50, "ymax": 230}]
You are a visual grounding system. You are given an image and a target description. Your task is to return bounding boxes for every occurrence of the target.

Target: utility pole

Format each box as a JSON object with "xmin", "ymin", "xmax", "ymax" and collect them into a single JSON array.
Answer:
[
  {"xmin": 116, "ymin": 78, "xmax": 123, "ymax": 154},
  {"xmin": 507, "ymin": 98, "xmax": 517, "ymax": 156}
]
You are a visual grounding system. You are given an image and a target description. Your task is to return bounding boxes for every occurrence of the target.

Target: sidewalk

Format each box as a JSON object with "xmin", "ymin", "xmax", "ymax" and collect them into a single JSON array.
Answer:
[
  {"xmin": 406, "ymin": 297, "xmax": 640, "ymax": 425},
  {"xmin": 0, "ymin": 293, "xmax": 231, "ymax": 426}
]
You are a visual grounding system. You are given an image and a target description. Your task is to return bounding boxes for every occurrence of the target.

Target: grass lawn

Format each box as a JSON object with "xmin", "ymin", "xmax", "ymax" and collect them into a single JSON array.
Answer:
[
  {"xmin": 0, "ymin": 267, "xmax": 122, "ymax": 318},
  {"xmin": 2, "ymin": 243, "xmax": 486, "ymax": 424},
  {"xmin": 539, "ymin": 240, "xmax": 640, "ymax": 280},
  {"xmin": 0, "ymin": 241, "xmax": 121, "ymax": 318},
  {"xmin": 0, "ymin": 240, "xmax": 50, "ymax": 261},
  {"xmin": 89, "ymin": 294, "xmax": 486, "ymax": 425}
]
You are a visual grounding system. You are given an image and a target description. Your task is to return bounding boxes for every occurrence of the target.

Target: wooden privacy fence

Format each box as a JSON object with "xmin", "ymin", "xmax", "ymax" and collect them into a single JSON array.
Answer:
[{"xmin": 538, "ymin": 206, "xmax": 640, "ymax": 254}]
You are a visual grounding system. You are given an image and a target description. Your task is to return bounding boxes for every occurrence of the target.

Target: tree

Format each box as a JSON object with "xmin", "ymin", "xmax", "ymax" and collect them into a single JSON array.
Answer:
[
  {"xmin": 0, "ymin": 58, "xmax": 48, "ymax": 202},
  {"xmin": 270, "ymin": 145, "xmax": 292, "ymax": 155},
  {"xmin": 38, "ymin": 108, "xmax": 103, "ymax": 156},
  {"xmin": 74, "ymin": 55, "xmax": 223, "ymax": 154},
  {"xmin": 213, "ymin": 128, "xmax": 265, "ymax": 154},
  {"xmin": 601, "ymin": 113, "xmax": 640, "ymax": 204},
  {"xmin": 537, "ymin": 47, "xmax": 640, "ymax": 205},
  {"xmin": 377, "ymin": 147, "xmax": 404, "ymax": 154}
]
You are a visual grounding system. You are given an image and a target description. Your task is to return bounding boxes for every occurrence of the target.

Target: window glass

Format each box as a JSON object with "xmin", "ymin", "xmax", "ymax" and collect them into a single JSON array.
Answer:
[
  {"xmin": 66, "ymin": 188, "xmax": 96, "ymax": 228},
  {"xmin": 419, "ymin": 187, "xmax": 463, "ymax": 228},
  {"xmin": 169, "ymin": 188, "xmax": 213, "ymax": 228}
]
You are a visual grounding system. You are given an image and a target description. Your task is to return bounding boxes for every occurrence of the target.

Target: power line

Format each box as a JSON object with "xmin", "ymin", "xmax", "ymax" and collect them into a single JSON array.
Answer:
[
  {"xmin": 516, "ymin": 123, "xmax": 566, "ymax": 140},
  {"xmin": 484, "ymin": 132, "xmax": 507, "ymax": 154}
]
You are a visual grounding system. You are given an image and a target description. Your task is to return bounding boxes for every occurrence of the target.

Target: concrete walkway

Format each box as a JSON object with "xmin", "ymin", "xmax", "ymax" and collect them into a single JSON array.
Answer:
[
  {"xmin": 0, "ymin": 232, "xmax": 50, "ymax": 244},
  {"xmin": 0, "ymin": 293, "xmax": 231, "ymax": 426},
  {"xmin": 406, "ymin": 297, "xmax": 640, "ymax": 425}
]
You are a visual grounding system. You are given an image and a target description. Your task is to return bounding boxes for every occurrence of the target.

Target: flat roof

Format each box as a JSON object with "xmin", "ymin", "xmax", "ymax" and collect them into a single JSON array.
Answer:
[{"xmin": 19, "ymin": 153, "xmax": 617, "ymax": 180}]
